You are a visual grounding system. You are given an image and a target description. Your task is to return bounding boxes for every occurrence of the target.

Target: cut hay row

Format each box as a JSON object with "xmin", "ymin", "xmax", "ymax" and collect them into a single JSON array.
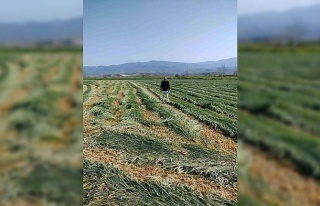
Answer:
[
  {"xmin": 143, "ymin": 81, "xmax": 237, "ymax": 106},
  {"xmin": 119, "ymin": 82, "xmax": 159, "ymax": 127},
  {"xmin": 144, "ymin": 85, "xmax": 237, "ymax": 139},
  {"xmin": 85, "ymin": 81, "xmax": 119, "ymax": 124},
  {"xmin": 117, "ymin": 84, "xmax": 236, "ymax": 155},
  {"xmin": 140, "ymin": 81, "xmax": 237, "ymax": 118},
  {"xmin": 132, "ymin": 82, "xmax": 236, "ymax": 152},
  {"xmin": 131, "ymin": 83, "xmax": 204, "ymax": 140},
  {"xmin": 174, "ymin": 85, "xmax": 237, "ymax": 102},
  {"xmin": 83, "ymin": 81, "xmax": 107, "ymax": 134},
  {"xmin": 84, "ymin": 79, "xmax": 237, "ymax": 205},
  {"xmin": 84, "ymin": 158, "xmax": 236, "ymax": 206},
  {"xmin": 91, "ymin": 131, "xmax": 236, "ymax": 187},
  {"xmin": 166, "ymin": 89, "xmax": 236, "ymax": 118},
  {"xmin": 142, "ymin": 81, "xmax": 237, "ymax": 108},
  {"xmin": 144, "ymin": 80, "xmax": 237, "ymax": 100}
]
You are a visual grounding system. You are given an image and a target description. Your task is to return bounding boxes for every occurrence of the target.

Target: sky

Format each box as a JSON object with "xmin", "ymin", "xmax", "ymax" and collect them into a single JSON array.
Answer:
[
  {"xmin": 84, "ymin": 0, "xmax": 237, "ymax": 66},
  {"xmin": 0, "ymin": 0, "xmax": 83, "ymax": 22},
  {"xmin": 238, "ymin": 0, "xmax": 320, "ymax": 14}
]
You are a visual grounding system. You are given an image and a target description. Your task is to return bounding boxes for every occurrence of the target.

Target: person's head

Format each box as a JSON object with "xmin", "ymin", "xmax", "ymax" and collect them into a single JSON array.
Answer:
[{"xmin": 164, "ymin": 76, "xmax": 167, "ymax": 81}]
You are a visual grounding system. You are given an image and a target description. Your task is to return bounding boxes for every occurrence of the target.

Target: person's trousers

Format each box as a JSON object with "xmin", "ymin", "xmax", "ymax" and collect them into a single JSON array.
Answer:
[{"xmin": 162, "ymin": 91, "xmax": 169, "ymax": 102}]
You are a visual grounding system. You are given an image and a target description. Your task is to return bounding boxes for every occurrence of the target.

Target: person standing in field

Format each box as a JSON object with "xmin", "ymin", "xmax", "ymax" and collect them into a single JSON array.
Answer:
[{"xmin": 160, "ymin": 76, "xmax": 170, "ymax": 104}]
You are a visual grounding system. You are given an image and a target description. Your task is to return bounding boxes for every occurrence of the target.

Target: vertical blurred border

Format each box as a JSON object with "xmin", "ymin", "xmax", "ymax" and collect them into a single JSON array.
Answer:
[
  {"xmin": 0, "ymin": 1, "xmax": 83, "ymax": 205},
  {"xmin": 238, "ymin": 1, "xmax": 320, "ymax": 205}
]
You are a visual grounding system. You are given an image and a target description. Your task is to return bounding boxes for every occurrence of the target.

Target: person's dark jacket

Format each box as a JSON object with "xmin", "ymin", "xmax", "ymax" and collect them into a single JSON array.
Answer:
[{"xmin": 160, "ymin": 80, "xmax": 170, "ymax": 91}]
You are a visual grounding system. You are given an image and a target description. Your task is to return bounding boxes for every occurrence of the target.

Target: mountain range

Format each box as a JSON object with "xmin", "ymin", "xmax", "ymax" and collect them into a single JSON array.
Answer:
[
  {"xmin": 83, "ymin": 57, "xmax": 237, "ymax": 76},
  {"xmin": 239, "ymin": 3, "xmax": 320, "ymax": 42},
  {"xmin": 0, "ymin": 17, "xmax": 82, "ymax": 45}
]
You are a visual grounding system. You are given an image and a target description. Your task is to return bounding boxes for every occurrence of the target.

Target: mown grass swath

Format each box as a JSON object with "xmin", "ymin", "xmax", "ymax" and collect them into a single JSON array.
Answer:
[
  {"xmin": 131, "ymin": 83, "xmax": 203, "ymax": 140},
  {"xmin": 84, "ymin": 79, "xmax": 237, "ymax": 205},
  {"xmin": 87, "ymin": 81, "xmax": 118, "ymax": 120},
  {"xmin": 119, "ymin": 83, "xmax": 160, "ymax": 126},
  {"xmin": 83, "ymin": 82, "xmax": 92, "ymax": 102},
  {"xmin": 146, "ymin": 83, "xmax": 237, "ymax": 119},
  {"xmin": 84, "ymin": 159, "xmax": 236, "ymax": 206},
  {"xmin": 93, "ymin": 131, "xmax": 236, "ymax": 186},
  {"xmin": 141, "ymin": 83, "xmax": 237, "ymax": 139}
]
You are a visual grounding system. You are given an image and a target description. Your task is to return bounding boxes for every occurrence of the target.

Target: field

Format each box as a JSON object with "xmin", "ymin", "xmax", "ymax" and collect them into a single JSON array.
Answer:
[
  {"xmin": 83, "ymin": 78, "xmax": 238, "ymax": 205},
  {"xmin": 238, "ymin": 47, "xmax": 320, "ymax": 205},
  {"xmin": 0, "ymin": 50, "xmax": 83, "ymax": 205}
]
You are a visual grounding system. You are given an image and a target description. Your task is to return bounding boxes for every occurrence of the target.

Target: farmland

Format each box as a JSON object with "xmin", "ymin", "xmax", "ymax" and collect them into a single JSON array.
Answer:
[
  {"xmin": 83, "ymin": 78, "xmax": 238, "ymax": 205},
  {"xmin": 0, "ymin": 50, "xmax": 82, "ymax": 205},
  {"xmin": 238, "ymin": 46, "xmax": 320, "ymax": 205}
]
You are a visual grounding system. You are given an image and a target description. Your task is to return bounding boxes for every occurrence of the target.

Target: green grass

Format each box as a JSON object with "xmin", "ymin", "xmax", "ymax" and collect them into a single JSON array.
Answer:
[
  {"xmin": 132, "ymin": 83, "xmax": 202, "ymax": 139},
  {"xmin": 84, "ymin": 79, "xmax": 237, "ymax": 205},
  {"xmin": 91, "ymin": 131, "xmax": 236, "ymax": 186},
  {"xmin": 144, "ymin": 84, "xmax": 237, "ymax": 139},
  {"xmin": 84, "ymin": 158, "xmax": 236, "ymax": 206},
  {"xmin": 20, "ymin": 161, "xmax": 82, "ymax": 205}
]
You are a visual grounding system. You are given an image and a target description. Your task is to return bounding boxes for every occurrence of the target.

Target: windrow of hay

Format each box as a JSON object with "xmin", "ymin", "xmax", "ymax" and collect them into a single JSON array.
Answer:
[
  {"xmin": 85, "ymin": 148, "xmax": 237, "ymax": 201},
  {"xmin": 84, "ymin": 158, "xmax": 236, "ymax": 206},
  {"xmin": 132, "ymin": 82, "xmax": 236, "ymax": 154},
  {"xmin": 92, "ymin": 131, "xmax": 236, "ymax": 188},
  {"xmin": 84, "ymin": 79, "xmax": 238, "ymax": 205}
]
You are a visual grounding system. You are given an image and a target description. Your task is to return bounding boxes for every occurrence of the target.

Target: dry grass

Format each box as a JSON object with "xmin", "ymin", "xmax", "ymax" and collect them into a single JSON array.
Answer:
[
  {"xmin": 251, "ymin": 148, "xmax": 320, "ymax": 206},
  {"xmin": 201, "ymin": 125, "xmax": 236, "ymax": 154},
  {"xmin": 45, "ymin": 66, "xmax": 58, "ymax": 82},
  {"xmin": 112, "ymin": 83, "xmax": 125, "ymax": 121},
  {"xmin": 0, "ymin": 88, "xmax": 29, "ymax": 116},
  {"xmin": 85, "ymin": 148, "xmax": 237, "ymax": 201},
  {"xmin": 84, "ymin": 80, "xmax": 237, "ymax": 205},
  {"xmin": 136, "ymin": 83, "xmax": 236, "ymax": 154},
  {"xmin": 2, "ymin": 198, "xmax": 47, "ymax": 206},
  {"xmin": 240, "ymin": 144, "xmax": 320, "ymax": 206}
]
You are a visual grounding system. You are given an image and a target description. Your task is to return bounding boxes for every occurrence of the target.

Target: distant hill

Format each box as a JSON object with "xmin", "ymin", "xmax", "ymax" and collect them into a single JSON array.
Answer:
[
  {"xmin": 83, "ymin": 57, "xmax": 237, "ymax": 76},
  {"xmin": 239, "ymin": 4, "xmax": 320, "ymax": 42},
  {"xmin": 0, "ymin": 17, "xmax": 82, "ymax": 45}
]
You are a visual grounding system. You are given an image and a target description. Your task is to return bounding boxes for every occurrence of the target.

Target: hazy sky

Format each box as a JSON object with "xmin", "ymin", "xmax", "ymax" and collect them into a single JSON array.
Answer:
[
  {"xmin": 0, "ymin": 0, "xmax": 82, "ymax": 22},
  {"xmin": 238, "ymin": 0, "xmax": 320, "ymax": 14},
  {"xmin": 84, "ymin": 0, "xmax": 237, "ymax": 66}
]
